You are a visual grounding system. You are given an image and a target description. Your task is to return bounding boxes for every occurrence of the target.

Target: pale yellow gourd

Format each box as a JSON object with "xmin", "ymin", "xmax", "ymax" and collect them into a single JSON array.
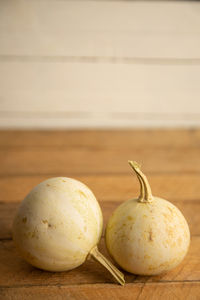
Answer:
[
  {"xmin": 12, "ymin": 177, "xmax": 124, "ymax": 285},
  {"xmin": 106, "ymin": 161, "xmax": 190, "ymax": 275}
]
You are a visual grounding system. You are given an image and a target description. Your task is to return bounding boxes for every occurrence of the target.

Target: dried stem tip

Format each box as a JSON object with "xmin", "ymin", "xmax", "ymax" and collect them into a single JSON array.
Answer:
[{"xmin": 128, "ymin": 160, "xmax": 153, "ymax": 203}]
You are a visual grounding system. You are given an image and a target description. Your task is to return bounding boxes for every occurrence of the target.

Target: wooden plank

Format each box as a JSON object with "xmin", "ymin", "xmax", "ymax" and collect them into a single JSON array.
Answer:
[
  {"xmin": 0, "ymin": 237, "xmax": 199, "ymax": 288},
  {"xmin": 0, "ymin": 1, "xmax": 200, "ymax": 59},
  {"xmin": 1, "ymin": 174, "xmax": 200, "ymax": 203},
  {"xmin": 1, "ymin": 2, "xmax": 200, "ymax": 128},
  {"xmin": 2, "ymin": 115, "xmax": 200, "ymax": 129},
  {"xmin": 0, "ymin": 130, "xmax": 199, "ymax": 148},
  {"xmin": 1, "ymin": 282, "xmax": 200, "ymax": 300},
  {"xmin": 0, "ymin": 200, "xmax": 199, "ymax": 240},
  {"xmin": 0, "ymin": 146, "xmax": 200, "ymax": 175},
  {"xmin": 1, "ymin": 60, "xmax": 200, "ymax": 127},
  {"xmin": 1, "ymin": 62, "xmax": 200, "ymax": 116},
  {"xmin": 1, "ymin": 61, "xmax": 200, "ymax": 128}
]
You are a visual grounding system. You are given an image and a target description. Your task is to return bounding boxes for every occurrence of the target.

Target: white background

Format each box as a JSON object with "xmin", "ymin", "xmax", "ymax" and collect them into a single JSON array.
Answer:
[{"xmin": 0, "ymin": 0, "xmax": 200, "ymax": 128}]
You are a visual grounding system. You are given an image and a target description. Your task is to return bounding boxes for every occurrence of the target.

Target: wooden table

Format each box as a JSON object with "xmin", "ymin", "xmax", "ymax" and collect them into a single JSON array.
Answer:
[{"xmin": 0, "ymin": 130, "xmax": 199, "ymax": 299}]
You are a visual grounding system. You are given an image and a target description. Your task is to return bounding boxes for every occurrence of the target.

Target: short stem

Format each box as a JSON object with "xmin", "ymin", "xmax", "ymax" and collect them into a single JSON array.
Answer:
[
  {"xmin": 128, "ymin": 160, "xmax": 153, "ymax": 203},
  {"xmin": 88, "ymin": 246, "xmax": 125, "ymax": 286},
  {"xmin": 136, "ymin": 173, "xmax": 145, "ymax": 202}
]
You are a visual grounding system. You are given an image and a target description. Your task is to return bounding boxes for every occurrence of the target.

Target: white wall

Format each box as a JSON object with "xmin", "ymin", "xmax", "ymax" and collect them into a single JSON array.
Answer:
[{"xmin": 0, "ymin": 0, "xmax": 200, "ymax": 128}]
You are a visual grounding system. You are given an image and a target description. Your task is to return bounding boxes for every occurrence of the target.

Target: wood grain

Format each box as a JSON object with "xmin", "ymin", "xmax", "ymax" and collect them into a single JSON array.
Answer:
[
  {"xmin": 1, "ymin": 61, "xmax": 200, "ymax": 128},
  {"xmin": 0, "ymin": 130, "xmax": 199, "ymax": 148},
  {"xmin": 1, "ymin": 174, "xmax": 200, "ymax": 203},
  {"xmin": 1, "ymin": 1, "xmax": 200, "ymax": 129},
  {"xmin": 1, "ymin": 62, "xmax": 200, "ymax": 116},
  {"xmin": 1, "ymin": 1, "xmax": 200, "ymax": 59},
  {"xmin": 1, "ymin": 282, "xmax": 200, "ymax": 300},
  {"xmin": 0, "ymin": 146, "xmax": 200, "ymax": 176}
]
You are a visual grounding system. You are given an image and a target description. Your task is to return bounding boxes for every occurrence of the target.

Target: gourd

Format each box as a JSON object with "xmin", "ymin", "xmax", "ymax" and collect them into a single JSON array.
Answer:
[
  {"xmin": 106, "ymin": 161, "xmax": 190, "ymax": 275},
  {"xmin": 12, "ymin": 177, "xmax": 124, "ymax": 285}
]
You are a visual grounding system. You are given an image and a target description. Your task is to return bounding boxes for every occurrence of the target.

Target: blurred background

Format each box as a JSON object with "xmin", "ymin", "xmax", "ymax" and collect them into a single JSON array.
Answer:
[
  {"xmin": 1, "ymin": 2, "xmax": 200, "ymax": 296},
  {"xmin": 0, "ymin": 0, "xmax": 200, "ymax": 129}
]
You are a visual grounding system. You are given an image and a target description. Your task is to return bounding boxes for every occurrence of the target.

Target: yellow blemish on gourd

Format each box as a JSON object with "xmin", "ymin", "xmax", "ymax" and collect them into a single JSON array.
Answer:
[
  {"xmin": 148, "ymin": 260, "xmax": 172, "ymax": 271},
  {"xmin": 148, "ymin": 265, "xmax": 154, "ymax": 270},
  {"xmin": 148, "ymin": 229, "xmax": 153, "ymax": 242},
  {"xmin": 166, "ymin": 226, "xmax": 175, "ymax": 238},
  {"xmin": 25, "ymin": 229, "xmax": 39, "ymax": 239},
  {"xmin": 157, "ymin": 257, "xmax": 178, "ymax": 269},
  {"xmin": 162, "ymin": 212, "xmax": 173, "ymax": 221},
  {"xmin": 127, "ymin": 216, "xmax": 133, "ymax": 221},
  {"xmin": 42, "ymin": 220, "xmax": 48, "ymax": 224},
  {"xmin": 78, "ymin": 190, "xmax": 87, "ymax": 198},
  {"xmin": 167, "ymin": 206, "xmax": 174, "ymax": 214},
  {"xmin": 22, "ymin": 217, "xmax": 27, "ymax": 223}
]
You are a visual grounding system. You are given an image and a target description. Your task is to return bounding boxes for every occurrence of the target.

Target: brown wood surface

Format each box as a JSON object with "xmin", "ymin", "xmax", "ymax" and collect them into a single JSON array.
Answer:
[
  {"xmin": 1, "ymin": 282, "xmax": 200, "ymax": 300},
  {"xmin": 1, "ymin": 145, "xmax": 200, "ymax": 176},
  {"xmin": 0, "ymin": 130, "xmax": 199, "ymax": 148},
  {"xmin": 0, "ymin": 130, "xmax": 200, "ymax": 299},
  {"xmin": 1, "ymin": 174, "xmax": 200, "ymax": 203}
]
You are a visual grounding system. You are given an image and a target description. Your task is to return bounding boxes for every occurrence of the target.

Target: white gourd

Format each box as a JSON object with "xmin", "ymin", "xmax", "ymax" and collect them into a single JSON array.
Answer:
[
  {"xmin": 105, "ymin": 161, "xmax": 190, "ymax": 275},
  {"xmin": 13, "ymin": 177, "xmax": 124, "ymax": 285}
]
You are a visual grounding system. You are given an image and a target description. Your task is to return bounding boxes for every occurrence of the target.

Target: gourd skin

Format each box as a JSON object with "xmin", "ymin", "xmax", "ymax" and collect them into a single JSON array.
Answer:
[
  {"xmin": 13, "ymin": 177, "xmax": 103, "ymax": 272},
  {"xmin": 106, "ymin": 197, "xmax": 190, "ymax": 275}
]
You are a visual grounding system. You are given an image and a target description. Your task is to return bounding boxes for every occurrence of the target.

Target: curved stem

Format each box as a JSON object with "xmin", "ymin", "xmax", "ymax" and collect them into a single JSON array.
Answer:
[
  {"xmin": 128, "ymin": 160, "xmax": 153, "ymax": 203},
  {"xmin": 88, "ymin": 246, "xmax": 125, "ymax": 286},
  {"xmin": 136, "ymin": 172, "xmax": 145, "ymax": 202}
]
